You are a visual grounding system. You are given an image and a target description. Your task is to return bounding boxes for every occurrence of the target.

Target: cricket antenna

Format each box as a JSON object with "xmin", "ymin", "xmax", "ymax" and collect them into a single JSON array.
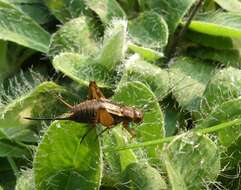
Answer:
[{"xmin": 23, "ymin": 116, "xmax": 70, "ymax": 121}]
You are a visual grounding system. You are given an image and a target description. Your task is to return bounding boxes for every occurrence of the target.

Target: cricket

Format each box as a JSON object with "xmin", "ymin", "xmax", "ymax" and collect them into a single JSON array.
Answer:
[{"xmin": 24, "ymin": 81, "xmax": 143, "ymax": 142}]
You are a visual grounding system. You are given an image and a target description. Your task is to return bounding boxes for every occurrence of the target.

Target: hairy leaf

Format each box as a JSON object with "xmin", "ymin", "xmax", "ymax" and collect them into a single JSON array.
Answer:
[
  {"xmin": 34, "ymin": 121, "xmax": 102, "ymax": 190},
  {"xmin": 53, "ymin": 53, "xmax": 114, "ymax": 87},
  {"xmin": 188, "ymin": 47, "xmax": 241, "ymax": 68},
  {"xmin": 0, "ymin": 140, "xmax": 29, "ymax": 157},
  {"xmin": 189, "ymin": 12, "xmax": 241, "ymax": 38},
  {"xmin": 0, "ymin": 1, "xmax": 50, "ymax": 52},
  {"xmin": 199, "ymin": 98, "xmax": 241, "ymax": 147},
  {"xmin": 214, "ymin": 0, "xmax": 241, "ymax": 13},
  {"xmin": 44, "ymin": 0, "xmax": 86, "ymax": 23},
  {"xmin": 121, "ymin": 54, "xmax": 169, "ymax": 99},
  {"xmin": 113, "ymin": 81, "xmax": 164, "ymax": 164},
  {"xmin": 0, "ymin": 82, "xmax": 66, "ymax": 128},
  {"xmin": 85, "ymin": 0, "xmax": 126, "ymax": 24},
  {"xmin": 122, "ymin": 163, "xmax": 167, "ymax": 190},
  {"xmin": 147, "ymin": 0, "xmax": 196, "ymax": 34},
  {"xmin": 15, "ymin": 169, "xmax": 34, "ymax": 190},
  {"xmin": 202, "ymin": 67, "xmax": 241, "ymax": 113},
  {"xmin": 185, "ymin": 30, "xmax": 241, "ymax": 49},
  {"xmin": 128, "ymin": 43, "xmax": 164, "ymax": 62},
  {"xmin": 128, "ymin": 11, "xmax": 168, "ymax": 48},
  {"xmin": 96, "ymin": 19, "xmax": 127, "ymax": 70},
  {"xmin": 169, "ymin": 57, "xmax": 216, "ymax": 112},
  {"xmin": 49, "ymin": 16, "xmax": 99, "ymax": 57},
  {"xmin": 164, "ymin": 133, "xmax": 220, "ymax": 190}
]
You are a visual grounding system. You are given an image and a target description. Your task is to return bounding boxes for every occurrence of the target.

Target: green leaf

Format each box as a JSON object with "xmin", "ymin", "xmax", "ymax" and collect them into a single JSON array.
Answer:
[
  {"xmin": 218, "ymin": 135, "xmax": 241, "ymax": 190},
  {"xmin": 163, "ymin": 100, "xmax": 183, "ymax": 137},
  {"xmin": 169, "ymin": 57, "xmax": 216, "ymax": 111},
  {"xmin": 202, "ymin": 67, "xmax": 241, "ymax": 113},
  {"xmin": 122, "ymin": 163, "xmax": 167, "ymax": 190},
  {"xmin": 0, "ymin": 0, "xmax": 50, "ymax": 52},
  {"xmin": 49, "ymin": 16, "xmax": 99, "ymax": 57},
  {"xmin": 185, "ymin": 30, "xmax": 241, "ymax": 49},
  {"xmin": 96, "ymin": 19, "xmax": 127, "ymax": 70},
  {"xmin": 214, "ymin": 0, "xmax": 241, "ymax": 13},
  {"xmin": 128, "ymin": 43, "xmax": 164, "ymax": 62},
  {"xmin": 12, "ymin": 0, "xmax": 52, "ymax": 24},
  {"xmin": 34, "ymin": 121, "xmax": 102, "ymax": 190},
  {"xmin": 0, "ymin": 140, "xmax": 29, "ymax": 157},
  {"xmin": 117, "ymin": 0, "xmax": 139, "ymax": 17},
  {"xmin": 128, "ymin": 11, "xmax": 168, "ymax": 48},
  {"xmin": 188, "ymin": 12, "xmax": 241, "ymax": 38},
  {"xmin": 53, "ymin": 53, "xmax": 113, "ymax": 87},
  {"xmin": 15, "ymin": 169, "xmax": 34, "ymax": 190},
  {"xmin": 43, "ymin": 0, "xmax": 86, "ymax": 23},
  {"xmin": 113, "ymin": 81, "xmax": 164, "ymax": 164},
  {"xmin": 164, "ymin": 133, "xmax": 220, "ymax": 190},
  {"xmin": 85, "ymin": 0, "xmax": 126, "ymax": 24},
  {"xmin": 121, "ymin": 54, "xmax": 169, "ymax": 100},
  {"xmin": 188, "ymin": 47, "xmax": 241, "ymax": 68},
  {"xmin": 0, "ymin": 41, "xmax": 35, "ymax": 82},
  {"xmin": 53, "ymin": 19, "xmax": 127, "ymax": 86},
  {"xmin": 0, "ymin": 82, "xmax": 66, "ymax": 128},
  {"xmin": 199, "ymin": 98, "xmax": 241, "ymax": 147},
  {"xmin": 0, "ymin": 40, "xmax": 8, "ymax": 81},
  {"xmin": 147, "ymin": 0, "xmax": 196, "ymax": 34},
  {"xmin": 102, "ymin": 128, "xmax": 138, "ymax": 186},
  {"xmin": 0, "ymin": 127, "xmax": 38, "ymax": 143}
]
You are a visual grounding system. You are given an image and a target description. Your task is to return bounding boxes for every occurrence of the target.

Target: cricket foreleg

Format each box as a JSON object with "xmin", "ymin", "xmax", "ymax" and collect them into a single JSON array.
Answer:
[{"xmin": 123, "ymin": 121, "xmax": 136, "ymax": 138}]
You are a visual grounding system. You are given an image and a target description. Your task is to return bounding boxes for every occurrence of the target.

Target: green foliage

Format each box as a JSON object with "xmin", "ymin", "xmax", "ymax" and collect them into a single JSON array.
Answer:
[
  {"xmin": 49, "ymin": 16, "xmax": 99, "ymax": 57},
  {"xmin": 122, "ymin": 163, "xmax": 167, "ymax": 190},
  {"xmin": 121, "ymin": 54, "xmax": 169, "ymax": 98},
  {"xmin": 146, "ymin": 0, "xmax": 196, "ymax": 34},
  {"xmin": 0, "ymin": 0, "xmax": 50, "ymax": 53},
  {"xmin": 43, "ymin": 0, "xmax": 86, "ymax": 23},
  {"xmin": 202, "ymin": 67, "xmax": 241, "ymax": 112},
  {"xmin": 128, "ymin": 11, "xmax": 168, "ymax": 49},
  {"xmin": 113, "ymin": 81, "xmax": 164, "ymax": 164},
  {"xmin": 164, "ymin": 133, "xmax": 220, "ymax": 190},
  {"xmin": 0, "ymin": 81, "xmax": 66, "ymax": 128},
  {"xmin": 34, "ymin": 121, "xmax": 102, "ymax": 190},
  {"xmin": 214, "ymin": 0, "xmax": 241, "ymax": 12},
  {"xmin": 15, "ymin": 169, "xmax": 34, "ymax": 190},
  {"xmin": 85, "ymin": 0, "xmax": 126, "ymax": 24},
  {"xmin": 188, "ymin": 12, "xmax": 241, "ymax": 38},
  {"xmin": 169, "ymin": 57, "xmax": 216, "ymax": 111},
  {"xmin": 0, "ymin": 0, "xmax": 241, "ymax": 189}
]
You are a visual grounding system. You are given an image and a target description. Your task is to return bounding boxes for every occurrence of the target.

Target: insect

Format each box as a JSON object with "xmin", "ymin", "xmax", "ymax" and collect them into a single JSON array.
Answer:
[{"xmin": 24, "ymin": 81, "xmax": 143, "ymax": 143}]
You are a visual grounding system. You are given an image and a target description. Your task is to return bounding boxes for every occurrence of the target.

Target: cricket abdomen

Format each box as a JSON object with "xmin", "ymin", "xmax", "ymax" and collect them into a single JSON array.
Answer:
[{"xmin": 69, "ymin": 100, "xmax": 102, "ymax": 124}]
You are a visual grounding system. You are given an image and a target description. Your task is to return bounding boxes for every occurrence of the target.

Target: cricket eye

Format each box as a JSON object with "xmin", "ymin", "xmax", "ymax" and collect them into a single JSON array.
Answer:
[{"xmin": 134, "ymin": 110, "xmax": 143, "ymax": 123}]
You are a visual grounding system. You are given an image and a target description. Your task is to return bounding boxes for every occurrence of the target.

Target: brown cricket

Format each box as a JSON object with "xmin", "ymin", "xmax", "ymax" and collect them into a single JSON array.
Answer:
[{"xmin": 24, "ymin": 81, "xmax": 143, "ymax": 142}]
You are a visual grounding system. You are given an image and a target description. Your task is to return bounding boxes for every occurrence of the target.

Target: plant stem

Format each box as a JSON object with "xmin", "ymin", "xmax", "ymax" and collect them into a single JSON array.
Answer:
[
  {"xmin": 104, "ymin": 118, "xmax": 241, "ymax": 152},
  {"xmin": 165, "ymin": 0, "xmax": 204, "ymax": 64}
]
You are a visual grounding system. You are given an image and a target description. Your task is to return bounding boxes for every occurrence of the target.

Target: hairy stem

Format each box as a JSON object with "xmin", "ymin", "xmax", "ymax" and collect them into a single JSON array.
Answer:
[
  {"xmin": 165, "ymin": 0, "xmax": 204, "ymax": 64},
  {"xmin": 105, "ymin": 118, "xmax": 241, "ymax": 152}
]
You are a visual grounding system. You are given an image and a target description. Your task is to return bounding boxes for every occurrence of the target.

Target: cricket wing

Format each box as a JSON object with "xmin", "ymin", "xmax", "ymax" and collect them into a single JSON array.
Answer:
[{"xmin": 101, "ymin": 101, "xmax": 123, "ymax": 117}]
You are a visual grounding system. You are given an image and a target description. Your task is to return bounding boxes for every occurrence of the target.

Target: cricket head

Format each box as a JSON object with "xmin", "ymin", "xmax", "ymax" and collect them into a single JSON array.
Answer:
[{"xmin": 133, "ymin": 108, "xmax": 143, "ymax": 124}]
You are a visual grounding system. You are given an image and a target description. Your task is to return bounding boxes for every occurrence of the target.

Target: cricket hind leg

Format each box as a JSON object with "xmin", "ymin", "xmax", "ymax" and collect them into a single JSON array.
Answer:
[
  {"xmin": 95, "ymin": 127, "xmax": 111, "ymax": 141},
  {"xmin": 55, "ymin": 94, "xmax": 73, "ymax": 110},
  {"xmin": 80, "ymin": 126, "xmax": 95, "ymax": 144},
  {"xmin": 88, "ymin": 81, "xmax": 106, "ymax": 100}
]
